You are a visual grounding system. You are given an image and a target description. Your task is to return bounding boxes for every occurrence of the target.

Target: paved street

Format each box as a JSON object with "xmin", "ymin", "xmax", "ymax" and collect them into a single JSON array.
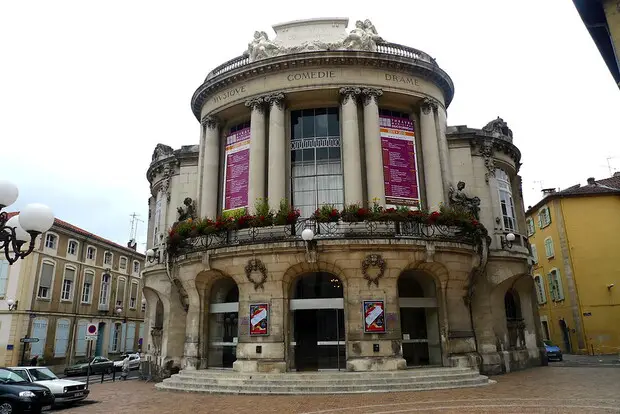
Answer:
[
  {"xmin": 59, "ymin": 369, "xmax": 140, "ymax": 384},
  {"xmin": 55, "ymin": 365, "xmax": 620, "ymax": 413}
]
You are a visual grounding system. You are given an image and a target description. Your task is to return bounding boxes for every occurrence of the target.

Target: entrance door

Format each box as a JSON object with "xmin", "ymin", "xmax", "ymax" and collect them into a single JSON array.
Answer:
[
  {"xmin": 208, "ymin": 278, "xmax": 239, "ymax": 368},
  {"xmin": 290, "ymin": 273, "xmax": 345, "ymax": 371},
  {"xmin": 95, "ymin": 322, "xmax": 105, "ymax": 356}
]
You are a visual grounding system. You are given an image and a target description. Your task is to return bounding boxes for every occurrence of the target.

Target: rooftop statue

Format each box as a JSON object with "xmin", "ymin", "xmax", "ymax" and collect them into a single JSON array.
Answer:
[
  {"xmin": 448, "ymin": 181, "xmax": 481, "ymax": 220},
  {"xmin": 247, "ymin": 31, "xmax": 280, "ymax": 62},
  {"xmin": 342, "ymin": 19, "xmax": 383, "ymax": 52}
]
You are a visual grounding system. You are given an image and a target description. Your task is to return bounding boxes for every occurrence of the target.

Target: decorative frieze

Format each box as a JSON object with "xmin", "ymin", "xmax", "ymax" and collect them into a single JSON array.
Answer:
[
  {"xmin": 245, "ymin": 258, "xmax": 267, "ymax": 290},
  {"xmin": 339, "ymin": 87, "xmax": 361, "ymax": 105},
  {"xmin": 421, "ymin": 97, "xmax": 438, "ymax": 115},
  {"xmin": 361, "ymin": 88, "xmax": 383, "ymax": 106},
  {"xmin": 263, "ymin": 92, "xmax": 285, "ymax": 110},
  {"xmin": 480, "ymin": 140, "xmax": 496, "ymax": 183},
  {"xmin": 200, "ymin": 115, "xmax": 219, "ymax": 130},
  {"xmin": 245, "ymin": 97, "xmax": 266, "ymax": 113},
  {"xmin": 361, "ymin": 254, "xmax": 386, "ymax": 287}
]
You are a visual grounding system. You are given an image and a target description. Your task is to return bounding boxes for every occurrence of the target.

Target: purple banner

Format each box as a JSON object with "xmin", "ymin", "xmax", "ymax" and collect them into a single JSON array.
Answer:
[
  {"xmin": 224, "ymin": 127, "xmax": 250, "ymax": 211},
  {"xmin": 379, "ymin": 116, "xmax": 420, "ymax": 206}
]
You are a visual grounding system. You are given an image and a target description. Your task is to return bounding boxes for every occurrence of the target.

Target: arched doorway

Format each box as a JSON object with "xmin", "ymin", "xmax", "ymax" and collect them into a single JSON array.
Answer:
[
  {"xmin": 505, "ymin": 289, "xmax": 524, "ymax": 349},
  {"xmin": 290, "ymin": 272, "xmax": 345, "ymax": 371},
  {"xmin": 208, "ymin": 278, "xmax": 239, "ymax": 368},
  {"xmin": 398, "ymin": 271, "xmax": 441, "ymax": 366}
]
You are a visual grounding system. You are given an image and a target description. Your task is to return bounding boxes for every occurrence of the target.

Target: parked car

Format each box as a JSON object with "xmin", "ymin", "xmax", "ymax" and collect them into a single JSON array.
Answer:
[
  {"xmin": 9, "ymin": 366, "xmax": 89, "ymax": 406},
  {"xmin": 544, "ymin": 340, "xmax": 563, "ymax": 361},
  {"xmin": 113, "ymin": 353, "xmax": 141, "ymax": 372},
  {"xmin": 0, "ymin": 367, "xmax": 54, "ymax": 414},
  {"xmin": 63, "ymin": 357, "xmax": 114, "ymax": 377}
]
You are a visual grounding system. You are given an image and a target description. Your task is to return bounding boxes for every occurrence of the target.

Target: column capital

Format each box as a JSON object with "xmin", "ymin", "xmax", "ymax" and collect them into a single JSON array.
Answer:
[
  {"xmin": 361, "ymin": 88, "xmax": 383, "ymax": 106},
  {"xmin": 200, "ymin": 115, "xmax": 219, "ymax": 129},
  {"xmin": 263, "ymin": 92, "xmax": 285, "ymax": 110},
  {"xmin": 245, "ymin": 97, "xmax": 266, "ymax": 113},
  {"xmin": 421, "ymin": 97, "xmax": 439, "ymax": 115},
  {"xmin": 339, "ymin": 86, "xmax": 361, "ymax": 105}
]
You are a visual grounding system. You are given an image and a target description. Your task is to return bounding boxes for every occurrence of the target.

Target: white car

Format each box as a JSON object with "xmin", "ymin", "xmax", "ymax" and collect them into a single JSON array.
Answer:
[
  {"xmin": 113, "ymin": 353, "xmax": 141, "ymax": 372},
  {"xmin": 9, "ymin": 366, "xmax": 89, "ymax": 405}
]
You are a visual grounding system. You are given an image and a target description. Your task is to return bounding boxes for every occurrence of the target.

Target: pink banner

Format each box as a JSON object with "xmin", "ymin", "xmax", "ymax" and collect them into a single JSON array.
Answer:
[
  {"xmin": 380, "ymin": 116, "xmax": 420, "ymax": 206},
  {"xmin": 224, "ymin": 127, "xmax": 250, "ymax": 211}
]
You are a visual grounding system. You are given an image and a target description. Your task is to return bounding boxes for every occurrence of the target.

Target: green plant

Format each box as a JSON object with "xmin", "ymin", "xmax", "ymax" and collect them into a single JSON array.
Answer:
[
  {"xmin": 313, "ymin": 204, "xmax": 340, "ymax": 222},
  {"xmin": 275, "ymin": 199, "xmax": 300, "ymax": 225},
  {"xmin": 340, "ymin": 203, "xmax": 369, "ymax": 222}
]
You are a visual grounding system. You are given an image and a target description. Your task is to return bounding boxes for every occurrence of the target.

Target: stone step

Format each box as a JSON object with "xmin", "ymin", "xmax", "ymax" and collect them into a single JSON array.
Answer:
[
  {"xmin": 155, "ymin": 376, "xmax": 491, "ymax": 395},
  {"xmin": 166, "ymin": 371, "xmax": 482, "ymax": 386},
  {"xmin": 174, "ymin": 366, "xmax": 474, "ymax": 380}
]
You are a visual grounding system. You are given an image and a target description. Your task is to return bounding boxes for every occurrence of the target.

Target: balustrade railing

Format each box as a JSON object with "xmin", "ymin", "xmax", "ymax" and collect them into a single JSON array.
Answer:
[{"xmin": 171, "ymin": 218, "xmax": 475, "ymax": 257}]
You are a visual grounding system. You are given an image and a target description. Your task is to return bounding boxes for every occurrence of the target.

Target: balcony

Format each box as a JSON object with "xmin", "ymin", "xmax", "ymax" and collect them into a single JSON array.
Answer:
[{"xmin": 168, "ymin": 218, "xmax": 479, "ymax": 258}]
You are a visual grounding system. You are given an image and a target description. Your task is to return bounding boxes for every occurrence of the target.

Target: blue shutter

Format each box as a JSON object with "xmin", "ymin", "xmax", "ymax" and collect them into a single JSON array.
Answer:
[
  {"xmin": 121, "ymin": 323, "xmax": 127, "ymax": 352},
  {"xmin": 75, "ymin": 320, "xmax": 88, "ymax": 356},
  {"xmin": 125, "ymin": 323, "xmax": 136, "ymax": 352},
  {"xmin": 30, "ymin": 318, "xmax": 48, "ymax": 357},
  {"xmin": 54, "ymin": 319, "xmax": 70, "ymax": 357},
  {"xmin": 108, "ymin": 324, "xmax": 116, "ymax": 353}
]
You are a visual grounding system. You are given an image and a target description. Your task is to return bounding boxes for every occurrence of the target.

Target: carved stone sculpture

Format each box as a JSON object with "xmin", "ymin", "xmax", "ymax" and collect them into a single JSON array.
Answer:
[
  {"xmin": 483, "ymin": 117, "xmax": 513, "ymax": 140},
  {"xmin": 152, "ymin": 144, "xmax": 174, "ymax": 162},
  {"xmin": 342, "ymin": 19, "xmax": 383, "ymax": 52},
  {"xmin": 361, "ymin": 254, "xmax": 386, "ymax": 287},
  {"xmin": 177, "ymin": 197, "xmax": 196, "ymax": 222},
  {"xmin": 448, "ymin": 181, "xmax": 481, "ymax": 220},
  {"xmin": 247, "ymin": 31, "xmax": 281, "ymax": 62}
]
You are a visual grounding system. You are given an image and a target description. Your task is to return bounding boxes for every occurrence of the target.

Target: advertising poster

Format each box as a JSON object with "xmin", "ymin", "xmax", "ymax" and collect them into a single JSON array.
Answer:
[
  {"xmin": 249, "ymin": 303, "xmax": 269, "ymax": 336},
  {"xmin": 379, "ymin": 116, "xmax": 420, "ymax": 207},
  {"xmin": 363, "ymin": 300, "xmax": 386, "ymax": 333},
  {"xmin": 223, "ymin": 127, "xmax": 251, "ymax": 212}
]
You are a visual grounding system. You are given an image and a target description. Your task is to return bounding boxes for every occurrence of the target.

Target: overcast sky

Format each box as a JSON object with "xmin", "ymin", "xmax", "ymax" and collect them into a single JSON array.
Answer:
[{"xmin": 2, "ymin": 0, "xmax": 619, "ymax": 248}]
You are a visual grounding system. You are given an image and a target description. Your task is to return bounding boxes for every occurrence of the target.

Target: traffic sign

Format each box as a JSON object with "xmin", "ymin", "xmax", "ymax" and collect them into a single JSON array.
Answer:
[
  {"xmin": 85, "ymin": 323, "xmax": 98, "ymax": 341},
  {"xmin": 20, "ymin": 337, "xmax": 39, "ymax": 343}
]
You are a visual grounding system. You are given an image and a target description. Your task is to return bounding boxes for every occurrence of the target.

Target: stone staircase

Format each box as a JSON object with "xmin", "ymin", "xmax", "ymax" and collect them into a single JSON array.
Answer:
[{"xmin": 155, "ymin": 366, "xmax": 493, "ymax": 394}]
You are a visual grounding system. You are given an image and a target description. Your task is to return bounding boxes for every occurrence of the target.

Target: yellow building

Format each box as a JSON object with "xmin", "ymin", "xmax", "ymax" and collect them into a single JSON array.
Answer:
[
  {"xmin": 573, "ymin": 0, "xmax": 620, "ymax": 88},
  {"xmin": 526, "ymin": 174, "xmax": 620, "ymax": 355}
]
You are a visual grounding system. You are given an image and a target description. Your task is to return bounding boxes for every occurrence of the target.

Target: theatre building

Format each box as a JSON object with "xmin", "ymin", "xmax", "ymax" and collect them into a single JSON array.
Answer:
[{"xmin": 142, "ymin": 18, "xmax": 544, "ymax": 390}]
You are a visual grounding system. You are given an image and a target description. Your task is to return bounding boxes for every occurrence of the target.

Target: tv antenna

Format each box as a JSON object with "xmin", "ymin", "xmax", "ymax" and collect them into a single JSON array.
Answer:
[
  {"xmin": 129, "ymin": 213, "xmax": 144, "ymax": 245},
  {"xmin": 605, "ymin": 156, "xmax": 617, "ymax": 176}
]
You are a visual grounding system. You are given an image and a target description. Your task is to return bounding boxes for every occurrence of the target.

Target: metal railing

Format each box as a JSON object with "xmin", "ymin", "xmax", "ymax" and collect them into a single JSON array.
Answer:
[
  {"xmin": 204, "ymin": 41, "xmax": 436, "ymax": 81},
  {"xmin": 171, "ymin": 219, "xmax": 475, "ymax": 257}
]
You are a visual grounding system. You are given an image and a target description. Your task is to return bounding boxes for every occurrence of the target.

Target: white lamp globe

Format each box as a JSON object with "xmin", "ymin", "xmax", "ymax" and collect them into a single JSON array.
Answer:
[
  {"xmin": 141, "ymin": 298, "xmax": 147, "ymax": 305},
  {"xmin": 0, "ymin": 180, "xmax": 19, "ymax": 208},
  {"xmin": 6, "ymin": 298, "xmax": 15, "ymax": 307},
  {"xmin": 19, "ymin": 203, "xmax": 54, "ymax": 233},
  {"xmin": 115, "ymin": 307, "xmax": 123, "ymax": 314},
  {"xmin": 146, "ymin": 249, "xmax": 155, "ymax": 258},
  {"xmin": 6, "ymin": 216, "xmax": 31, "ymax": 242},
  {"xmin": 301, "ymin": 228, "xmax": 314, "ymax": 241},
  {"xmin": 506, "ymin": 232, "xmax": 516, "ymax": 242}
]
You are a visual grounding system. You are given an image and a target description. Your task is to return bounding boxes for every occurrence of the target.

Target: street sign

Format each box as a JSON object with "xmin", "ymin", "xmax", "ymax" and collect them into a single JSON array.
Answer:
[
  {"xmin": 86, "ymin": 323, "xmax": 98, "ymax": 341},
  {"xmin": 20, "ymin": 338, "xmax": 39, "ymax": 343}
]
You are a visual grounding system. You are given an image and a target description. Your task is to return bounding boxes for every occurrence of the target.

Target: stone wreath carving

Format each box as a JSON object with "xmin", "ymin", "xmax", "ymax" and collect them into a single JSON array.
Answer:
[
  {"xmin": 245, "ymin": 258, "xmax": 268, "ymax": 290},
  {"xmin": 361, "ymin": 254, "xmax": 386, "ymax": 287}
]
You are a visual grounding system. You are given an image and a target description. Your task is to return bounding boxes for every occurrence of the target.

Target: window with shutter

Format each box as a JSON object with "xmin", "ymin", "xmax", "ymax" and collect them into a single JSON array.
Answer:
[
  {"xmin": 61, "ymin": 267, "xmax": 76, "ymax": 301},
  {"xmin": 116, "ymin": 278, "xmax": 126, "ymax": 307},
  {"xmin": 534, "ymin": 275, "xmax": 546, "ymax": 304},
  {"xmin": 120, "ymin": 257, "xmax": 127, "ymax": 271},
  {"xmin": 75, "ymin": 320, "xmax": 88, "ymax": 356},
  {"xmin": 544, "ymin": 237, "xmax": 554, "ymax": 258},
  {"xmin": 547, "ymin": 273, "xmax": 558, "ymax": 301},
  {"xmin": 82, "ymin": 271, "xmax": 94, "ymax": 303},
  {"xmin": 129, "ymin": 282, "xmax": 138, "ymax": 309},
  {"xmin": 531, "ymin": 245, "xmax": 538, "ymax": 264},
  {"xmin": 30, "ymin": 318, "xmax": 48, "ymax": 357},
  {"xmin": 54, "ymin": 318, "xmax": 71, "ymax": 357},
  {"xmin": 552, "ymin": 269, "xmax": 565, "ymax": 301},
  {"xmin": 38, "ymin": 262, "xmax": 55, "ymax": 299},
  {"xmin": 125, "ymin": 322, "xmax": 136, "ymax": 352}
]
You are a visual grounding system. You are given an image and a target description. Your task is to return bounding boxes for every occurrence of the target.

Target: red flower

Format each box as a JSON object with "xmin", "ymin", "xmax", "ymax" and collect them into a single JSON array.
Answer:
[
  {"xmin": 330, "ymin": 209, "xmax": 338, "ymax": 216},
  {"xmin": 357, "ymin": 208, "xmax": 369, "ymax": 216},
  {"xmin": 471, "ymin": 219, "xmax": 479, "ymax": 226},
  {"xmin": 429, "ymin": 211, "xmax": 441, "ymax": 222}
]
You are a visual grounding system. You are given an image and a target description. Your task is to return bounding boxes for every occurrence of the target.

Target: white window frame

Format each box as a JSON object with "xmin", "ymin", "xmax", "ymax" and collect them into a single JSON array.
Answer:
[
  {"xmin": 129, "ymin": 281, "xmax": 139, "ymax": 309},
  {"xmin": 36, "ymin": 259, "xmax": 56, "ymax": 300},
  {"xmin": 66, "ymin": 239, "xmax": 79, "ymax": 257},
  {"xmin": 526, "ymin": 218, "xmax": 535, "ymax": 236},
  {"xmin": 495, "ymin": 169, "xmax": 517, "ymax": 232},
  {"xmin": 116, "ymin": 276, "xmax": 127, "ymax": 308},
  {"xmin": 60, "ymin": 264, "xmax": 77, "ymax": 302},
  {"xmin": 81, "ymin": 269, "xmax": 95, "ymax": 304},
  {"xmin": 111, "ymin": 323, "xmax": 122, "ymax": 353},
  {"xmin": 544, "ymin": 237, "xmax": 555, "ymax": 258},
  {"xmin": 103, "ymin": 251, "xmax": 113, "ymax": 267},
  {"xmin": 538, "ymin": 206, "xmax": 552, "ymax": 229},
  {"xmin": 119, "ymin": 256, "xmax": 128, "ymax": 271},
  {"xmin": 99, "ymin": 272, "xmax": 111, "ymax": 307},
  {"xmin": 74, "ymin": 319, "xmax": 90, "ymax": 356},
  {"xmin": 132, "ymin": 260, "xmax": 140, "ymax": 276},
  {"xmin": 30, "ymin": 317, "xmax": 48, "ymax": 357},
  {"xmin": 531, "ymin": 244, "xmax": 539, "ymax": 264},
  {"xmin": 0, "ymin": 259, "xmax": 9, "ymax": 299},
  {"xmin": 549, "ymin": 268, "xmax": 565, "ymax": 301},
  {"xmin": 44, "ymin": 232, "xmax": 59, "ymax": 250},
  {"xmin": 534, "ymin": 274, "xmax": 546, "ymax": 304},
  {"xmin": 86, "ymin": 246, "xmax": 97, "ymax": 261}
]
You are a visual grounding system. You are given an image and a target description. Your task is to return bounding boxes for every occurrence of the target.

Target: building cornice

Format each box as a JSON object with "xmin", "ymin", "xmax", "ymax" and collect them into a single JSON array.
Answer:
[{"xmin": 190, "ymin": 51, "xmax": 455, "ymax": 121}]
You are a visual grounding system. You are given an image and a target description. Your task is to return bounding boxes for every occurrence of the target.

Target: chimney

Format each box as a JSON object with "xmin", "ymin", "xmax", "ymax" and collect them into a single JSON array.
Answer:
[
  {"xmin": 587, "ymin": 177, "xmax": 596, "ymax": 185},
  {"xmin": 541, "ymin": 188, "xmax": 556, "ymax": 197},
  {"xmin": 127, "ymin": 239, "xmax": 137, "ymax": 250},
  {"xmin": 614, "ymin": 171, "xmax": 620, "ymax": 177}
]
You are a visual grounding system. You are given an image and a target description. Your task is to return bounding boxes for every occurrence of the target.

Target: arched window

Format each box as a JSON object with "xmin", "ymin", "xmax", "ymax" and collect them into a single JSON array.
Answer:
[
  {"xmin": 37, "ymin": 260, "xmax": 56, "ymax": 299},
  {"xmin": 44, "ymin": 233, "xmax": 58, "ymax": 250},
  {"xmin": 67, "ymin": 240, "xmax": 79, "ymax": 256},
  {"xmin": 291, "ymin": 108, "xmax": 343, "ymax": 218},
  {"xmin": 54, "ymin": 318, "xmax": 71, "ymax": 357},
  {"xmin": 99, "ymin": 272, "xmax": 111, "ymax": 309},
  {"xmin": 60, "ymin": 265, "xmax": 76, "ymax": 301},
  {"xmin": 496, "ymin": 169, "xmax": 516, "ymax": 231},
  {"xmin": 104, "ymin": 251, "xmax": 113, "ymax": 266},
  {"xmin": 82, "ymin": 270, "xmax": 95, "ymax": 303},
  {"xmin": 75, "ymin": 320, "xmax": 89, "ymax": 356},
  {"xmin": 30, "ymin": 318, "xmax": 48, "ymax": 357}
]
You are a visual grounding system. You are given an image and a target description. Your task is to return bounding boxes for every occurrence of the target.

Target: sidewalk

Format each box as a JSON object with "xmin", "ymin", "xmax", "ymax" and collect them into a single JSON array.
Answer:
[{"xmin": 553, "ymin": 353, "xmax": 620, "ymax": 367}]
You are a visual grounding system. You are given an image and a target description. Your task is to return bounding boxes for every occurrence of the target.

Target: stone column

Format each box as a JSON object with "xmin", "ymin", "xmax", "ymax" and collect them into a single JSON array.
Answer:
[
  {"xmin": 435, "ymin": 105, "xmax": 453, "ymax": 200},
  {"xmin": 339, "ymin": 87, "xmax": 363, "ymax": 205},
  {"xmin": 265, "ymin": 93, "xmax": 286, "ymax": 210},
  {"xmin": 361, "ymin": 88, "xmax": 385, "ymax": 205},
  {"xmin": 246, "ymin": 97, "xmax": 267, "ymax": 212},
  {"xmin": 199, "ymin": 116, "xmax": 220, "ymax": 219},
  {"xmin": 419, "ymin": 98, "xmax": 444, "ymax": 211},
  {"xmin": 183, "ymin": 280, "xmax": 201, "ymax": 370}
]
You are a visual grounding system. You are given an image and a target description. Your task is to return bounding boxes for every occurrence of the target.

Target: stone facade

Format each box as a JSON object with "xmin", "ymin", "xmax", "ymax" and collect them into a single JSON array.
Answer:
[{"xmin": 143, "ymin": 18, "xmax": 544, "ymax": 378}]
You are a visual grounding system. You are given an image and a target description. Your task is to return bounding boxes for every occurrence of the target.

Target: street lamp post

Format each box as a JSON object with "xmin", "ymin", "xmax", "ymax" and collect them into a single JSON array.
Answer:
[{"xmin": 0, "ymin": 180, "xmax": 54, "ymax": 264}]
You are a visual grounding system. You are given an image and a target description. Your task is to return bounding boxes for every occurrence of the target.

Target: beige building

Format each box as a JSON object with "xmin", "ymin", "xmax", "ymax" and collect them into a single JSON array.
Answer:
[
  {"xmin": 0, "ymin": 213, "xmax": 146, "ymax": 372},
  {"xmin": 142, "ymin": 18, "xmax": 543, "ymax": 380}
]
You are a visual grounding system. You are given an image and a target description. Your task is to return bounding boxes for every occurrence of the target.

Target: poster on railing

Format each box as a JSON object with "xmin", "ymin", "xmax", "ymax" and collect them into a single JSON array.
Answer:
[
  {"xmin": 249, "ymin": 303, "xmax": 269, "ymax": 336},
  {"xmin": 363, "ymin": 300, "xmax": 386, "ymax": 333},
  {"xmin": 223, "ymin": 127, "xmax": 251, "ymax": 212},
  {"xmin": 379, "ymin": 115, "xmax": 420, "ymax": 207}
]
